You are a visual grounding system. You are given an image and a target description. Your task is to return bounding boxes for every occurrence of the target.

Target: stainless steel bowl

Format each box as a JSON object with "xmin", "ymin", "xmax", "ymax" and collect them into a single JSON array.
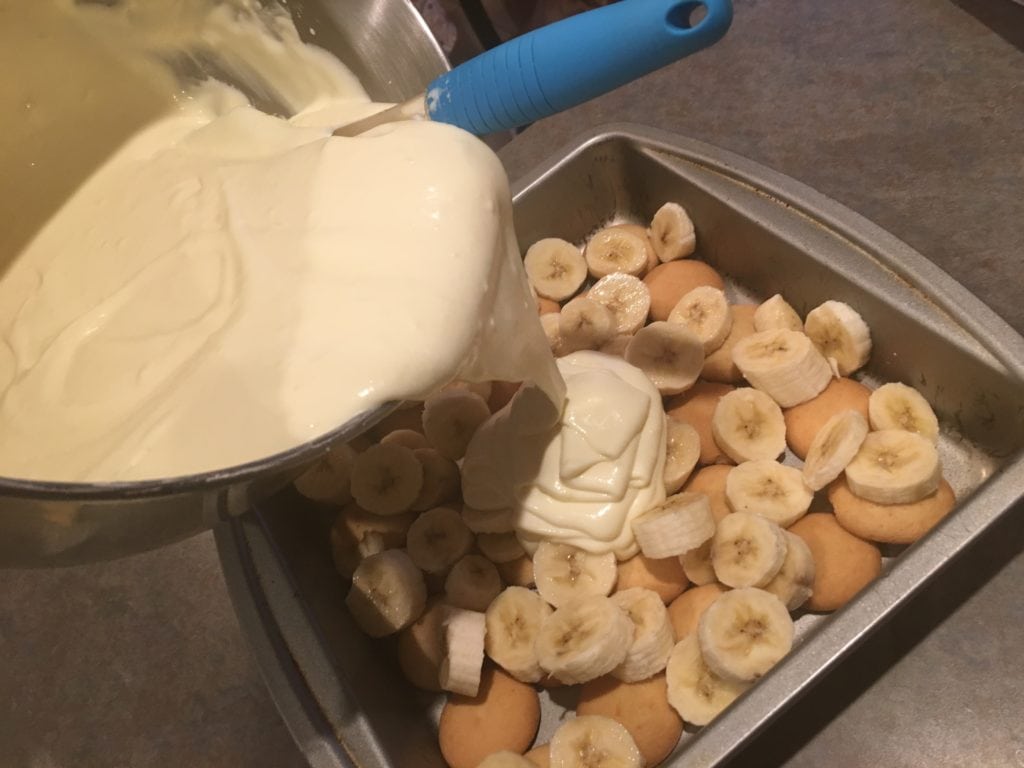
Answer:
[{"xmin": 0, "ymin": 0, "xmax": 447, "ymax": 568}]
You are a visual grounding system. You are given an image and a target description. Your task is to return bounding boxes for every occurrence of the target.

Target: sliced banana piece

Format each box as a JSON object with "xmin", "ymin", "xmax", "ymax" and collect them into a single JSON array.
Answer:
[
  {"xmin": 753, "ymin": 294, "xmax": 803, "ymax": 333},
  {"xmin": 541, "ymin": 312, "xmax": 568, "ymax": 357},
  {"xmin": 611, "ymin": 588, "xmax": 676, "ymax": 682},
  {"xmin": 477, "ymin": 532, "xmax": 526, "ymax": 564},
  {"xmin": 439, "ymin": 608, "xmax": 487, "ymax": 696},
  {"xmin": 536, "ymin": 595, "xmax": 633, "ymax": 685},
  {"xmin": 631, "ymin": 492, "xmax": 715, "ymax": 559},
  {"xmin": 484, "ymin": 586, "xmax": 552, "ymax": 683},
  {"xmin": 422, "ymin": 388, "xmax": 492, "ymax": 461},
  {"xmin": 293, "ymin": 443, "xmax": 357, "ymax": 504},
  {"xmin": 560, "ymin": 296, "xmax": 617, "ymax": 353},
  {"xmin": 664, "ymin": 418, "xmax": 701, "ymax": 494},
  {"xmin": 649, "ymin": 202, "xmax": 697, "ymax": 263},
  {"xmin": 345, "ymin": 550, "xmax": 427, "ymax": 638},
  {"xmin": 524, "ymin": 237, "xmax": 588, "ymax": 301},
  {"xmin": 406, "ymin": 506, "xmax": 475, "ymax": 574},
  {"xmin": 665, "ymin": 634, "xmax": 751, "ymax": 726},
  {"xmin": 550, "ymin": 715, "xmax": 643, "ymax": 768},
  {"xmin": 731, "ymin": 329, "xmax": 833, "ymax": 408},
  {"xmin": 329, "ymin": 504, "xmax": 415, "ymax": 577},
  {"xmin": 725, "ymin": 460, "xmax": 813, "ymax": 527},
  {"xmin": 868, "ymin": 382, "xmax": 940, "ymax": 442},
  {"xmin": 697, "ymin": 587, "xmax": 794, "ymax": 683},
  {"xmin": 411, "ymin": 447, "xmax": 460, "ymax": 511},
  {"xmin": 679, "ymin": 540, "xmax": 717, "ymax": 586},
  {"xmin": 763, "ymin": 531, "xmax": 815, "ymax": 611},
  {"xmin": 624, "ymin": 320, "xmax": 704, "ymax": 395},
  {"xmin": 588, "ymin": 273, "xmax": 651, "ymax": 334},
  {"xmin": 379, "ymin": 429, "xmax": 430, "ymax": 451},
  {"xmin": 668, "ymin": 286, "xmax": 733, "ymax": 353},
  {"xmin": 804, "ymin": 300, "xmax": 872, "ymax": 376},
  {"xmin": 711, "ymin": 388, "xmax": 787, "ymax": 463},
  {"xmin": 534, "ymin": 542, "xmax": 618, "ymax": 608},
  {"xmin": 844, "ymin": 429, "xmax": 941, "ymax": 504},
  {"xmin": 350, "ymin": 443, "xmax": 424, "ymax": 515},
  {"xmin": 711, "ymin": 512, "xmax": 787, "ymax": 588},
  {"xmin": 584, "ymin": 226, "xmax": 650, "ymax": 278},
  {"xmin": 802, "ymin": 410, "xmax": 869, "ymax": 491},
  {"xmin": 445, "ymin": 554, "xmax": 503, "ymax": 612}
]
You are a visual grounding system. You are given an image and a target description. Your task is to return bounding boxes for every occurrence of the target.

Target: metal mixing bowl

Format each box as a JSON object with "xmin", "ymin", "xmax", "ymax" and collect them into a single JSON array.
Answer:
[{"xmin": 0, "ymin": 0, "xmax": 447, "ymax": 567}]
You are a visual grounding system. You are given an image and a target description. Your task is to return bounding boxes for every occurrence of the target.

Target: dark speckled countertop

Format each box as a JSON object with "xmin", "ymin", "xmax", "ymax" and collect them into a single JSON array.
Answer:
[{"xmin": 2, "ymin": 1, "xmax": 1022, "ymax": 766}]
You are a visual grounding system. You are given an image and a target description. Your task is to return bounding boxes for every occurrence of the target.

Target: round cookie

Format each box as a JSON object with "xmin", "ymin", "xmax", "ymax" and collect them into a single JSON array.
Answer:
[
  {"xmin": 682, "ymin": 465, "xmax": 732, "ymax": 523},
  {"xmin": 525, "ymin": 744, "xmax": 550, "ymax": 767},
  {"xmin": 396, "ymin": 598, "xmax": 447, "ymax": 691},
  {"xmin": 667, "ymin": 583, "xmax": 728, "ymax": 639},
  {"xmin": 577, "ymin": 674, "xmax": 683, "ymax": 767},
  {"xmin": 665, "ymin": 381, "xmax": 736, "ymax": 465},
  {"xmin": 783, "ymin": 378, "xmax": 871, "ymax": 460},
  {"xmin": 788, "ymin": 513, "xmax": 881, "ymax": 612},
  {"xmin": 439, "ymin": 666, "xmax": 541, "ymax": 768},
  {"xmin": 829, "ymin": 476, "xmax": 956, "ymax": 544},
  {"xmin": 497, "ymin": 555, "xmax": 535, "ymax": 587},
  {"xmin": 643, "ymin": 260, "xmax": 725, "ymax": 321},
  {"xmin": 616, "ymin": 553, "xmax": 689, "ymax": 604},
  {"xmin": 702, "ymin": 305, "xmax": 757, "ymax": 383}
]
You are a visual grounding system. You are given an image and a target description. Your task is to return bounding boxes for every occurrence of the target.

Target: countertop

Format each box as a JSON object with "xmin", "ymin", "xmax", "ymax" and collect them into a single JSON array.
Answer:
[{"xmin": 2, "ymin": 0, "xmax": 1022, "ymax": 766}]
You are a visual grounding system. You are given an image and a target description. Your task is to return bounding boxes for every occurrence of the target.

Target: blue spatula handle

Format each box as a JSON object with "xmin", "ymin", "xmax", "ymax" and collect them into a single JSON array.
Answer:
[{"xmin": 425, "ymin": 0, "xmax": 732, "ymax": 135}]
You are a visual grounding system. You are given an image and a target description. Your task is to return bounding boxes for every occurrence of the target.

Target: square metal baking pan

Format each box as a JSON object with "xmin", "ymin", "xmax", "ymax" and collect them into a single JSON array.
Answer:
[{"xmin": 215, "ymin": 125, "xmax": 1024, "ymax": 768}]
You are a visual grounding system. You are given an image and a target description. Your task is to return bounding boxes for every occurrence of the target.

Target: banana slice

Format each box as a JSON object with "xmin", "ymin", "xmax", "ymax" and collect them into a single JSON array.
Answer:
[
  {"xmin": 445, "ymin": 554, "xmax": 503, "ymax": 612},
  {"xmin": 731, "ymin": 329, "xmax": 833, "ymax": 408},
  {"xmin": 345, "ymin": 549, "xmax": 427, "ymax": 638},
  {"xmin": 710, "ymin": 512, "xmax": 787, "ymax": 588},
  {"xmin": 697, "ymin": 587, "xmax": 794, "ymax": 682},
  {"xmin": 524, "ymin": 237, "xmax": 588, "ymax": 301},
  {"xmin": 679, "ymin": 540, "xmax": 717, "ymax": 586},
  {"xmin": 763, "ymin": 531, "xmax": 815, "ymax": 611},
  {"xmin": 725, "ymin": 460, "xmax": 813, "ymax": 527},
  {"xmin": 411, "ymin": 447, "xmax": 461, "ymax": 511},
  {"xmin": 423, "ymin": 388, "xmax": 492, "ymax": 461},
  {"xmin": 379, "ymin": 429, "xmax": 430, "ymax": 451},
  {"xmin": 406, "ymin": 506, "xmax": 475, "ymax": 574},
  {"xmin": 588, "ymin": 273, "xmax": 651, "ymax": 334},
  {"xmin": 804, "ymin": 300, "xmax": 872, "ymax": 376},
  {"xmin": 611, "ymin": 587, "xmax": 676, "ymax": 682},
  {"xmin": 560, "ymin": 297, "xmax": 617, "ymax": 353},
  {"xmin": 802, "ymin": 410, "xmax": 869, "ymax": 491},
  {"xmin": 868, "ymin": 382, "xmax": 940, "ymax": 442},
  {"xmin": 753, "ymin": 294, "xmax": 803, "ymax": 333},
  {"xmin": 439, "ymin": 608, "xmax": 487, "ymax": 696},
  {"xmin": 668, "ymin": 286, "xmax": 733, "ymax": 353},
  {"xmin": 664, "ymin": 418, "xmax": 701, "ymax": 494},
  {"xmin": 329, "ymin": 503, "xmax": 415, "ymax": 577},
  {"xmin": 534, "ymin": 542, "xmax": 618, "ymax": 608},
  {"xmin": 484, "ymin": 586, "xmax": 553, "ymax": 683},
  {"xmin": 631, "ymin": 492, "xmax": 715, "ymax": 559},
  {"xmin": 665, "ymin": 634, "xmax": 751, "ymax": 726},
  {"xmin": 844, "ymin": 429, "xmax": 941, "ymax": 504},
  {"xmin": 550, "ymin": 715, "xmax": 643, "ymax": 768},
  {"xmin": 478, "ymin": 753, "xmax": 536, "ymax": 768},
  {"xmin": 293, "ymin": 443, "xmax": 357, "ymax": 504},
  {"xmin": 649, "ymin": 202, "xmax": 697, "ymax": 263},
  {"xmin": 461, "ymin": 503, "xmax": 518, "ymax": 534},
  {"xmin": 350, "ymin": 443, "xmax": 424, "ymax": 515},
  {"xmin": 624, "ymin": 320, "xmax": 704, "ymax": 395},
  {"xmin": 541, "ymin": 312, "xmax": 568, "ymax": 357},
  {"xmin": 536, "ymin": 595, "xmax": 633, "ymax": 684},
  {"xmin": 477, "ymin": 532, "xmax": 526, "ymax": 564},
  {"xmin": 584, "ymin": 226, "xmax": 650, "ymax": 278},
  {"xmin": 711, "ymin": 388, "xmax": 787, "ymax": 463}
]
